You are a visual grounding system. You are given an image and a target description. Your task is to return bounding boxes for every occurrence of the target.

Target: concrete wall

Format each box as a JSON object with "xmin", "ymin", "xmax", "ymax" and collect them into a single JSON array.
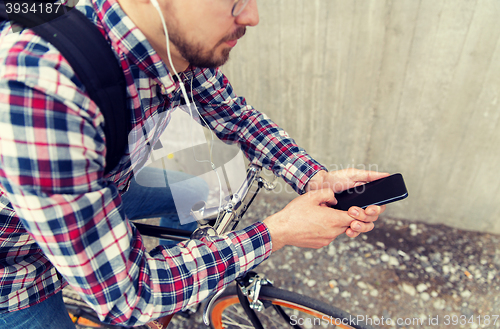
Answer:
[{"xmin": 221, "ymin": 0, "xmax": 500, "ymax": 234}]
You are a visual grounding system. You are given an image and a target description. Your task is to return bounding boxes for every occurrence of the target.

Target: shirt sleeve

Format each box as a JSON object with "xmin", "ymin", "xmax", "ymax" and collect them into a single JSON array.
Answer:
[
  {"xmin": 0, "ymin": 36, "xmax": 271, "ymax": 326},
  {"xmin": 190, "ymin": 67, "xmax": 327, "ymax": 194}
]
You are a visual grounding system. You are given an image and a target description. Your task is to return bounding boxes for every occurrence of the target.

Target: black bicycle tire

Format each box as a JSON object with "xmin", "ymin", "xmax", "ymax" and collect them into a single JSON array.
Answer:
[{"xmin": 208, "ymin": 284, "xmax": 375, "ymax": 329}]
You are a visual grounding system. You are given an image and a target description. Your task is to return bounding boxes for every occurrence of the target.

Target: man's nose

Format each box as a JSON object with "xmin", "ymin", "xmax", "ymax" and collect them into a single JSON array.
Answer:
[{"xmin": 235, "ymin": 0, "xmax": 259, "ymax": 27}]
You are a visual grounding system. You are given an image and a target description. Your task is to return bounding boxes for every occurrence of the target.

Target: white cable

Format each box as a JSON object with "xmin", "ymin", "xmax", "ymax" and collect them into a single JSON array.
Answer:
[
  {"xmin": 188, "ymin": 78, "xmax": 225, "ymax": 226},
  {"xmin": 151, "ymin": 0, "xmax": 224, "ymax": 222},
  {"xmin": 185, "ymin": 77, "xmax": 223, "ymax": 224}
]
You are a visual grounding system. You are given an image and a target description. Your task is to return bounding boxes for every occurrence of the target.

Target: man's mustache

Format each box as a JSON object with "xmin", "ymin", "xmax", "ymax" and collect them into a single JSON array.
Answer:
[{"xmin": 221, "ymin": 27, "xmax": 246, "ymax": 43}]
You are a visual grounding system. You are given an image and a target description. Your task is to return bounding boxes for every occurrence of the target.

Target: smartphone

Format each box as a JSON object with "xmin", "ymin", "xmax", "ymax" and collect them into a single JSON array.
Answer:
[{"xmin": 332, "ymin": 173, "xmax": 408, "ymax": 211}]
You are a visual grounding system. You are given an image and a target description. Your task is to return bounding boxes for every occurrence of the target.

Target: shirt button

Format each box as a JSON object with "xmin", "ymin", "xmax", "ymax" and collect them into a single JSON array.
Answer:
[{"xmin": 160, "ymin": 85, "xmax": 167, "ymax": 94}]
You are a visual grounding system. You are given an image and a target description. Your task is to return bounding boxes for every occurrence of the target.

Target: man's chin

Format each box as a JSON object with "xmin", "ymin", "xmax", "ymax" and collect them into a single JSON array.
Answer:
[{"xmin": 189, "ymin": 51, "xmax": 231, "ymax": 69}]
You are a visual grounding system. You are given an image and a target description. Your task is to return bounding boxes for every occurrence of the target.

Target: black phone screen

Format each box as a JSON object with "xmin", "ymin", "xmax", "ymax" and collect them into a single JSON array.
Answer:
[{"xmin": 332, "ymin": 173, "xmax": 408, "ymax": 211}]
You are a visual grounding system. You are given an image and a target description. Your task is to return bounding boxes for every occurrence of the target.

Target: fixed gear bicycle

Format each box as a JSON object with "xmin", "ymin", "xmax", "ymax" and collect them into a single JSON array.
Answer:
[{"xmin": 64, "ymin": 164, "xmax": 374, "ymax": 329}]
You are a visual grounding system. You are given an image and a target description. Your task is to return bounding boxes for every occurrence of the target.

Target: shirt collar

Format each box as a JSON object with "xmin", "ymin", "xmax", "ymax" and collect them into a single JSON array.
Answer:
[{"xmin": 87, "ymin": 0, "xmax": 176, "ymax": 93}]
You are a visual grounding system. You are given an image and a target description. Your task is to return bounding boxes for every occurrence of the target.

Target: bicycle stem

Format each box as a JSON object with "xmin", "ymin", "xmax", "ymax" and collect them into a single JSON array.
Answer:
[{"xmin": 191, "ymin": 164, "xmax": 269, "ymax": 236}]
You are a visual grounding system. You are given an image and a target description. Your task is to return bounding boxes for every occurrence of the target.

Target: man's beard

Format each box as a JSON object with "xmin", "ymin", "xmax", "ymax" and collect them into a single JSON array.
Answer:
[{"xmin": 169, "ymin": 27, "xmax": 246, "ymax": 68}]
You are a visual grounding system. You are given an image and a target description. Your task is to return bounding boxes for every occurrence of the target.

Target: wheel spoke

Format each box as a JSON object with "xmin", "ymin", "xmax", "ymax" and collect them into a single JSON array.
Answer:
[
  {"xmin": 221, "ymin": 315, "xmax": 254, "ymax": 328},
  {"xmin": 221, "ymin": 306, "xmax": 253, "ymax": 328}
]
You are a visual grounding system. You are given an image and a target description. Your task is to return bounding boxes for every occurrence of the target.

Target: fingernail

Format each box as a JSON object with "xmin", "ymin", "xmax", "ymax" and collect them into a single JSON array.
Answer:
[
  {"xmin": 350, "ymin": 209, "xmax": 359, "ymax": 216},
  {"xmin": 354, "ymin": 223, "xmax": 361, "ymax": 230}
]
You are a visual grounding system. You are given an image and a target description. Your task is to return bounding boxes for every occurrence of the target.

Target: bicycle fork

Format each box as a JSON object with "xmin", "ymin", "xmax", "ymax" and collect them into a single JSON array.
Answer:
[
  {"xmin": 204, "ymin": 272, "xmax": 303, "ymax": 329},
  {"xmin": 234, "ymin": 273, "xmax": 271, "ymax": 329}
]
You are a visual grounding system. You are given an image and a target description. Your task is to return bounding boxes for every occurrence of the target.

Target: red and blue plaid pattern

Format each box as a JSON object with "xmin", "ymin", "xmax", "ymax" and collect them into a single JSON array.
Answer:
[{"xmin": 0, "ymin": 0, "xmax": 325, "ymax": 325}]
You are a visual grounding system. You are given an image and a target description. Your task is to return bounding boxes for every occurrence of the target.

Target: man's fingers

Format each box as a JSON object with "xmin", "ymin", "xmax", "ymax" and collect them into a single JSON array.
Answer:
[
  {"xmin": 346, "ymin": 204, "xmax": 385, "ymax": 237},
  {"xmin": 348, "ymin": 205, "xmax": 384, "ymax": 221},
  {"xmin": 350, "ymin": 220, "xmax": 375, "ymax": 233},
  {"xmin": 360, "ymin": 170, "xmax": 390, "ymax": 183},
  {"xmin": 345, "ymin": 228, "xmax": 360, "ymax": 238},
  {"xmin": 307, "ymin": 188, "xmax": 337, "ymax": 206},
  {"xmin": 365, "ymin": 204, "xmax": 386, "ymax": 216},
  {"xmin": 348, "ymin": 206, "xmax": 367, "ymax": 220}
]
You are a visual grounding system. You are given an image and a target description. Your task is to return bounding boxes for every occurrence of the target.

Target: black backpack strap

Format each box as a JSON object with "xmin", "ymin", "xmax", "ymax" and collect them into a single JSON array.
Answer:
[{"xmin": 1, "ymin": 1, "xmax": 129, "ymax": 174}]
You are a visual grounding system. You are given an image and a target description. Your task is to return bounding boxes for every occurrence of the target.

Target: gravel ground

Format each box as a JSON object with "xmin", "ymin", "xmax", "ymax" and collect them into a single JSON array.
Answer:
[{"xmin": 162, "ymin": 193, "xmax": 500, "ymax": 329}]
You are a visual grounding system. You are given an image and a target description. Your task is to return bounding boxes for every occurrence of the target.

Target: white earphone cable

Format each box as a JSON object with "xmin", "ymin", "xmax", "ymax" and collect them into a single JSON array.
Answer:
[{"xmin": 151, "ymin": 0, "xmax": 224, "ymax": 223}]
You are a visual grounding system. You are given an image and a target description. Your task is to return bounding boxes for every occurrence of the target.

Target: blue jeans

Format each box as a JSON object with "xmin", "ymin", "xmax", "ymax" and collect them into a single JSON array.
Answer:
[
  {"xmin": 122, "ymin": 166, "xmax": 209, "ymax": 243},
  {"xmin": 0, "ymin": 291, "xmax": 76, "ymax": 329}
]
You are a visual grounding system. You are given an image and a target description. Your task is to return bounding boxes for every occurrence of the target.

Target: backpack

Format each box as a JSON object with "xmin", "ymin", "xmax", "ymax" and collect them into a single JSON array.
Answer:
[{"xmin": 0, "ymin": 1, "xmax": 129, "ymax": 174}]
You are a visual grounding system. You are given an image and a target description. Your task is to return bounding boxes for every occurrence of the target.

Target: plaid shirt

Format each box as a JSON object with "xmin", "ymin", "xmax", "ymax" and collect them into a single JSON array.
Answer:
[{"xmin": 0, "ymin": 0, "xmax": 325, "ymax": 325}]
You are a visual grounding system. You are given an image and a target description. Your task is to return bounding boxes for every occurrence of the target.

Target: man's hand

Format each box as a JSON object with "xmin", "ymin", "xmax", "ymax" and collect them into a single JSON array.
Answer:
[
  {"xmin": 306, "ymin": 169, "xmax": 389, "ymax": 237},
  {"xmin": 289, "ymin": 168, "xmax": 388, "ymax": 241},
  {"xmin": 263, "ymin": 189, "xmax": 384, "ymax": 251}
]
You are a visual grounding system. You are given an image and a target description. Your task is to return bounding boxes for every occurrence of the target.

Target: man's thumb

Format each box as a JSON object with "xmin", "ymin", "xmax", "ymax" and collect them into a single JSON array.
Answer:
[{"xmin": 307, "ymin": 188, "xmax": 337, "ymax": 206}]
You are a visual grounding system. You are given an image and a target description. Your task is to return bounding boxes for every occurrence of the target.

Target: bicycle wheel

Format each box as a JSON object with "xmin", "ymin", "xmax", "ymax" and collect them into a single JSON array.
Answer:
[
  {"xmin": 208, "ymin": 284, "xmax": 374, "ymax": 329},
  {"xmin": 63, "ymin": 287, "xmax": 149, "ymax": 329}
]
